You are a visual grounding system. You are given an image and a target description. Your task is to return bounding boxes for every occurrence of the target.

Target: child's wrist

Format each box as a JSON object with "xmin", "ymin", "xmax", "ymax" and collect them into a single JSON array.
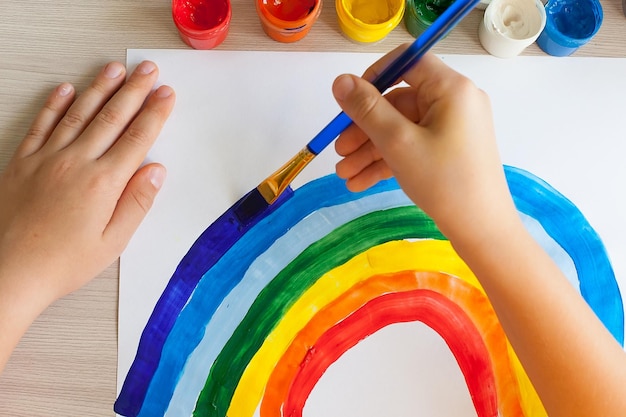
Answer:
[
  {"xmin": 0, "ymin": 266, "xmax": 54, "ymax": 339},
  {"xmin": 0, "ymin": 272, "xmax": 43, "ymax": 372}
]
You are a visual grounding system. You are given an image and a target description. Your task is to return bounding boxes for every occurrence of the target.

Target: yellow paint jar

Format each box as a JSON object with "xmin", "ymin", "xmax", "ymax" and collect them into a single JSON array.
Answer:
[{"xmin": 335, "ymin": 0, "xmax": 405, "ymax": 43}]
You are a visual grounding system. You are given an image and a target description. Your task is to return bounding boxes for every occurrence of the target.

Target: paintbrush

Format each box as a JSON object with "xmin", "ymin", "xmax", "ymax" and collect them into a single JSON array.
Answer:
[{"xmin": 234, "ymin": 0, "xmax": 480, "ymax": 224}]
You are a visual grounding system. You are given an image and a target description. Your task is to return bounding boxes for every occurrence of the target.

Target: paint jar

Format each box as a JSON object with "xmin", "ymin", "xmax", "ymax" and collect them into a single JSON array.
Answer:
[
  {"xmin": 404, "ymin": 0, "xmax": 453, "ymax": 38},
  {"xmin": 172, "ymin": 0, "xmax": 232, "ymax": 49},
  {"xmin": 335, "ymin": 0, "xmax": 405, "ymax": 43},
  {"xmin": 478, "ymin": 0, "xmax": 546, "ymax": 58},
  {"xmin": 255, "ymin": 0, "xmax": 322, "ymax": 42},
  {"xmin": 536, "ymin": 0, "xmax": 603, "ymax": 57}
]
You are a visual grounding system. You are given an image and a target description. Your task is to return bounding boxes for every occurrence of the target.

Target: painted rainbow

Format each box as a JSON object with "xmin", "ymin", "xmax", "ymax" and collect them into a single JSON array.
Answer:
[{"xmin": 115, "ymin": 166, "xmax": 624, "ymax": 417}]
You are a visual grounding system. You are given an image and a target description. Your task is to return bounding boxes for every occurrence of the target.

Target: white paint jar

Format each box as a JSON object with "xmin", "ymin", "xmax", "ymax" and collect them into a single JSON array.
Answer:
[{"xmin": 479, "ymin": 0, "xmax": 547, "ymax": 58}]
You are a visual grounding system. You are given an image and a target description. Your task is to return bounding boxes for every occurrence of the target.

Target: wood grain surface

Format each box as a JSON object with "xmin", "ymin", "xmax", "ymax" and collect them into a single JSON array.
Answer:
[{"xmin": 0, "ymin": 1, "xmax": 624, "ymax": 415}]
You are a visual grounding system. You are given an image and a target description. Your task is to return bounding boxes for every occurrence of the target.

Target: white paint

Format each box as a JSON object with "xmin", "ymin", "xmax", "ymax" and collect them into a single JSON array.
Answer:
[{"xmin": 479, "ymin": 0, "xmax": 546, "ymax": 58}]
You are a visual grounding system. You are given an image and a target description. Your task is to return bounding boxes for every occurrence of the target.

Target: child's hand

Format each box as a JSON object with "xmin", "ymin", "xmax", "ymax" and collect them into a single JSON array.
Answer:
[
  {"xmin": 334, "ymin": 47, "xmax": 626, "ymax": 417},
  {"xmin": 0, "ymin": 61, "xmax": 175, "ymax": 311},
  {"xmin": 332, "ymin": 47, "xmax": 517, "ymax": 242}
]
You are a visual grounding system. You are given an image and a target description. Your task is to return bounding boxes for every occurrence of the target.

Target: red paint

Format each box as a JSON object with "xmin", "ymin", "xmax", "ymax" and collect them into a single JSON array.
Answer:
[
  {"xmin": 267, "ymin": 0, "xmax": 317, "ymax": 21},
  {"xmin": 261, "ymin": 270, "xmax": 526, "ymax": 417},
  {"xmin": 281, "ymin": 289, "xmax": 500, "ymax": 417},
  {"xmin": 177, "ymin": 0, "xmax": 229, "ymax": 30},
  {"xmin": 172, "ymin": 0, "xmax": 232, "ymax": 49}
]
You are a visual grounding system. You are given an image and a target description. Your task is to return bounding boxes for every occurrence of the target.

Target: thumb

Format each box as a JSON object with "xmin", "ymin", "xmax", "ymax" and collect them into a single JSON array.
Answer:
[
  {"xmin": 332, "ymin": 74, "xmax": 413, "ymax": 154},
  {"xmin": 105, "ymin": 163, "xmax": 166, "ymax": 246}
]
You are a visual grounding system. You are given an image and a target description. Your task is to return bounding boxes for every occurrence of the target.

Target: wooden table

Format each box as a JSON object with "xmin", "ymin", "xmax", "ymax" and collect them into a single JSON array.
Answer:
[{"xmin": 0, "ymin": 1, "xmax": 624, "ymax": 415}]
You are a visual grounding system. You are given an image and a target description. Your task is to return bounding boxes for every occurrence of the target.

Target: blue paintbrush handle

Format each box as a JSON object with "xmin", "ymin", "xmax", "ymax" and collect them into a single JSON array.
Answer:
[{"xmin": 306, "ymin": 0, "xmax": 481, "ymax": 156}]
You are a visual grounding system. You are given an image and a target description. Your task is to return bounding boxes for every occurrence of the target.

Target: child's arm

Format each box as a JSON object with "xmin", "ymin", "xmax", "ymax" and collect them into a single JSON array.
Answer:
[
  {"xmin": 0, "ymin": 61, "xmax": 175, "ymax": 372},
  {"xmin": 332, "ymin": 46, "xmax": 626, "ymax": 417}
]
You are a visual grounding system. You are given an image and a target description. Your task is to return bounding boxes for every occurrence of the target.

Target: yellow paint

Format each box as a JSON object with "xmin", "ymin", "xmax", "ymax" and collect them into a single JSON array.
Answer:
[
  {"xmin": 226, "ymin": 238, "xmax": 546, "ymax": 417},
  {"xmin": 262, "ymin": 270, "xmax": 521, "ymax": 417},
  {"xmin": 335, "ymin": 0, "xmax": 405, "ymax": 42},
  {"xmin": 230, "ymin": 240, "xmax": 503, "ymax": 416},
  {"xmin": 228, "ymin": 240, "xmax": 465, "ymax": 417},
  {"xmin": 509, "ymin": 343, "xmax": 548, "ymax": 416},
  {"xmin": 348, "ymin": 0, "xmax": 396, "ymax": 24}
]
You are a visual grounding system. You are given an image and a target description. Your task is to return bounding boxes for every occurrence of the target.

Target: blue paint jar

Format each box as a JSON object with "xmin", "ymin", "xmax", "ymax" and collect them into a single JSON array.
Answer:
[{"xmin": 536, "ymin": 0, "xmax": 603, "ymax": 56}]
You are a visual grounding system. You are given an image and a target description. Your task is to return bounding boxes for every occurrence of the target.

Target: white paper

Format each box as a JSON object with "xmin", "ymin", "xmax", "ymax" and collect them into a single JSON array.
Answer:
[{"xmin": 119, "ymin": 50, "xmax": 626, "ymax": 417}]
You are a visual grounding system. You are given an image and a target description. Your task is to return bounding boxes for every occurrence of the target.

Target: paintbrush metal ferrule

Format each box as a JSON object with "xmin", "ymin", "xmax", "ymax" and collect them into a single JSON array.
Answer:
[{"xmin": 258, "ymin": 147, "xmax": 315, "ymax": 204}]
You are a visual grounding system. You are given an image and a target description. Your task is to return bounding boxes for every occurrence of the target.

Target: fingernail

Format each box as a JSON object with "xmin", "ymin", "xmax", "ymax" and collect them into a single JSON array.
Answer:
[
  {"xmin": 104, "ymin": 62, "xmax": 125, "ymax": 79},
  {"xmin": 154, "ymin": 85, "xmax": 174, "ymax": 98},
  {"xmin": 333, "ymin": 75, "xmax": 356, "ymax": 101},
  {"xmin": 137, "ymin": 61, "xmax": 157, "ymax": 75},
  {"xmin": 57, "ymin": 83, "xmax": 74, "ymax": 97},
  {"xmin": 149, "ymin": 166, "xmax": 166, "ymax": 189}
]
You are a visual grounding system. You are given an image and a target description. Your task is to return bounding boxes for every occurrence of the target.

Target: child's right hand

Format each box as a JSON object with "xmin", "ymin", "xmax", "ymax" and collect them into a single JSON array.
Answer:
[
  {"xmin": 333, "ymin": 46, "xmax": 626, "ymax": 417},
  {"xmin": 332, "ymin": 47, "xmax": 519, "ymax": 244}
]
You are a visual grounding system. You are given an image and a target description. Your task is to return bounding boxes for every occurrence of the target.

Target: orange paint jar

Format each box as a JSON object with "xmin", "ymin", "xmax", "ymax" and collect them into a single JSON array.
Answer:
[
  {"xmin": 172, "ymin": 0, "xmax": 232, "ymax": 49},
  {"xmin": 255, "ymin": 0, "xmax": 322, "ymax": 42}
]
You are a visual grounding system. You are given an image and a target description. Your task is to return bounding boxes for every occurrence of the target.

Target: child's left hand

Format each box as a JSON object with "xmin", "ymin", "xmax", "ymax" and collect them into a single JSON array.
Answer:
[{"xmin": 0, "ymin": 61, "xmax": 175, "ymax": 371}]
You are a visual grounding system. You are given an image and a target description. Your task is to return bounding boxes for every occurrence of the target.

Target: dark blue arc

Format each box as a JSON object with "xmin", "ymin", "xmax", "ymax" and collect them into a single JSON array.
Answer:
[{"xmin": 114, "ymin": 187, "xmax": 293, "ymax": 416}]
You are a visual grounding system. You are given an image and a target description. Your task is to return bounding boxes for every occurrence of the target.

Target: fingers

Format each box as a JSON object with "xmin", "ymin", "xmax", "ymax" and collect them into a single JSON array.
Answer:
[
  {"xmin": 399, "ymin": 52, "xmax": 454, "ymax": 90},
  {"xmin": 332, "ymin": 74, "xmax": 413, "ymax": 190},
  {"xmin": 334, "ymin": 87, "xmax": 419, "ymax": 160},
  {"xmin": 332, "ymin": 51, "xmax": 477, "ymax": 190},
  {"xmin": 364, "ymin": 50, "xmax": 465, "ymax": 115},
  {"xmin": 332, "ymin": 74, "xmax": 415, "ymax": 157},
  {"xmin": 384, "ymin": 88, "xmax": 421, "ymax": 123},
  {"xmin": 16, "ymin": 83, "xmax": 75, "ymax": 158},
  {"xmin": 100, "ymin": 85, "xmax": 175, "ymax": 174},
  {"xmin": 334, "ymin": 122, "xmax": 369, "ymax": 157},
  {"xmin": 44, "ymin": 62, "xmax": 127, "ymax": 152},
  {"xmin": 337, "ymin": 153, "xmax": 393, "ymax": 192},
  {"xmin": 335, "ymin": 125, "xmax": 394, "ymax": 192},
  {"xmin": 103, "ymin": 163, "xmax": 166, "ymax": 251},
  {"xmin": 335, "ymin": 136, "xmax": 382, "ymax": 178},
  {"xmin": 77, "ymin": 61, "xmax": 161, "ymax": 158}
]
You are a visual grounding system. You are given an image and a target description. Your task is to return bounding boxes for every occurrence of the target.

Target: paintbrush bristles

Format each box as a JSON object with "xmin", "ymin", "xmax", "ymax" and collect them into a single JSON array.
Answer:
[{"xmin": 258, "ymin": 147, "xmax": 315, "ymax": 204}]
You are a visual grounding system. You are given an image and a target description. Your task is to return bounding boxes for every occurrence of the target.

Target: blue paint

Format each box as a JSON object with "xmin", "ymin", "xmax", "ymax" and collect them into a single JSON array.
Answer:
[
  {"xmin": 137, "ymin": 183, "xmax": 410, "ymax": 417},
  {"xmin": 114, "ymin": 188, "xmax": 294, "ymax": 417},
  {"xmin": 506, "ymin": 166, "xmax": 624, "ymax": 344},
  {"xmin": 156, "ymin": 191, "xmax": 413, "ymax": 417},
  {"xmin": 536, "ymin": 0, "xmax": 603, "ymax": 56},
  {"xmin": 115, "ymin": 167, "xmax": 623, "ymax": 416},
  {"xmin": 114, "ymin": 176, "xmax": 401, "ymax": 416}
]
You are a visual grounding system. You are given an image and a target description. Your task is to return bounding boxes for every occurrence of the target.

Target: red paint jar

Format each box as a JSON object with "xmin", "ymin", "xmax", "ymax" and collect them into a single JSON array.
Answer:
[
  {"xmin": 255, "ymin": 0, "xmax": 322, "ymax": 42},
  {"xmin": 172, "ymin": 0, "xmax": 232, "ymax": 49}
]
